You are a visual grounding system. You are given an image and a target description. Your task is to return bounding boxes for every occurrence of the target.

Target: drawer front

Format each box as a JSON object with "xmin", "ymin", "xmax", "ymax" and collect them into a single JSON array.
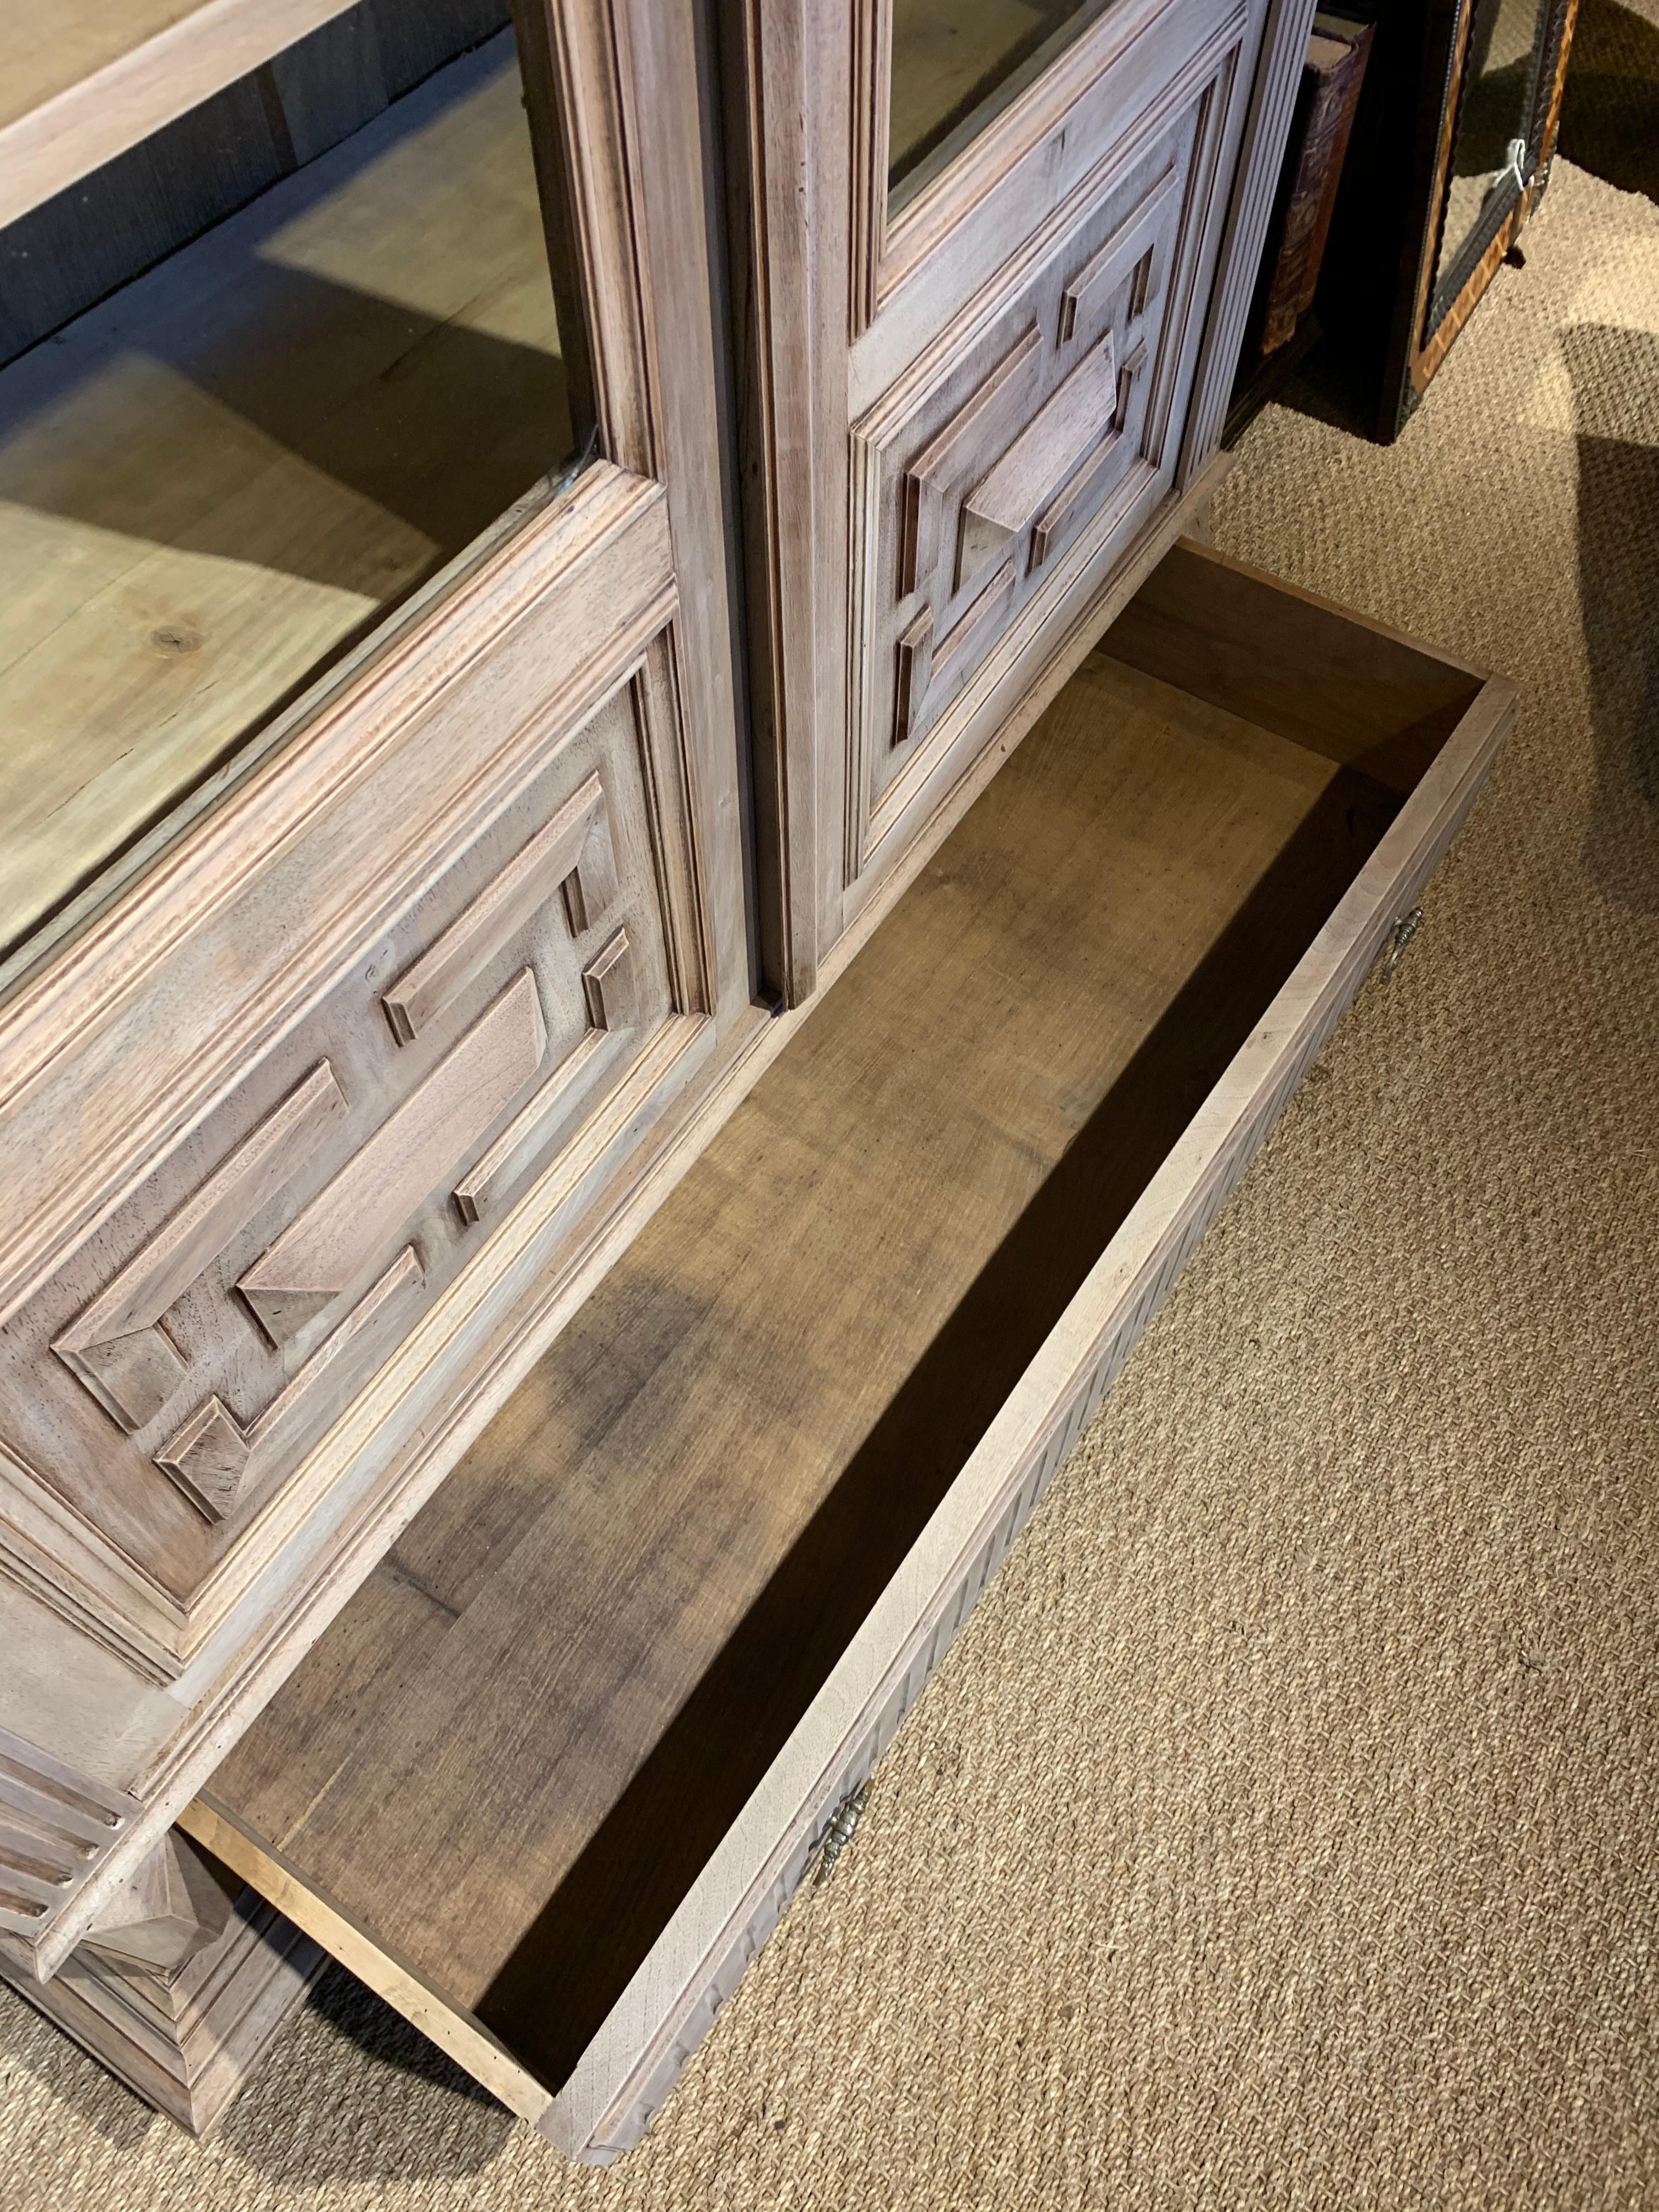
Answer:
[
  {"xmin": 847, "ymin": 36, "xmax": 1244, "ymax": 885},
  {"xmin": 0, "ymin": 648, "xmax": 708, "ymax": 1679}
]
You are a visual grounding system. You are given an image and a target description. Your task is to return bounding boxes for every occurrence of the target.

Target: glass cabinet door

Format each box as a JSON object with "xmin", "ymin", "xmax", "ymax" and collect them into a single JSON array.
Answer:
[
  {"xmin": 0, "ymin": 0, "xmax": 751, "ymax": 1978},
  {"xmin": 888, "ymin": 0, "xmax": 1119, "ymax": 210},
  {"xmin": 0, "ymin": 1, "xmax": 591, "ymax": 983}
]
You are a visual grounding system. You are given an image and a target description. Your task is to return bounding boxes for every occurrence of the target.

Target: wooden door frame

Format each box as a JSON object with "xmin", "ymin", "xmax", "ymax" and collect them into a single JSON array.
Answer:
[
  {"xmin": 725, "ymin": 0, "xmax": 1317, "ymax": 1007},
  {"xmin": 0, "ymin": 0, "xmax": 751, "ymax": 1978}
]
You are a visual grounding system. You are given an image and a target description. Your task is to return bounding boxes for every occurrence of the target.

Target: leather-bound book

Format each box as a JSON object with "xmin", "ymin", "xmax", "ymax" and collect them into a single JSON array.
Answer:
[{"xmin": 1256, "ymin": 13, "xmax": 1374, "ymax": 354}]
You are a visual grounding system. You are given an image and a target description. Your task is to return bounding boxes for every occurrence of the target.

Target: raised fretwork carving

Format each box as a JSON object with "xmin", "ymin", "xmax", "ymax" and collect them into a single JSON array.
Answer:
[
  {"xmin": 1057, "ymin": 162, "xmax": 1178, "ymax": 345},
  {"xmin": 53, "ymin": 1064, "xmax": 348, "ymax": 1434},
  {"xmin": 899, "ymin": 328, "xmax": 1041, "ymax": 601},
  {"xmin": 3, "ymin": 666, "xmax": 695, "ymax": 1714},
  {"xmin": 240, "ymin": 972, "xmax": 546, "ymax": 1347},
  {"xmin": 383, "ymin": 775, "xmax": 618, "ymax": 1045},
  {"xmin": 157, "ymin": 1247, "xmax": 425, "ymax": 1522},
  {"xmin": 582, "ymin": 928, "xmax": 639, "ymax": 1032},
  {"xmin": 1031, "ymin": 338, "xmax": 1148, "ymax": 572},
  {"xmin": 957, "ymin": 332, "xmax": 1118, "ymax": 590},
  {"xmin": 852, "ymin": 114, "xmax": 1201, "ymax": 826},
  {"xmin": 452, "ymin": 928, "xmax": 641, "ymax": 1228}
]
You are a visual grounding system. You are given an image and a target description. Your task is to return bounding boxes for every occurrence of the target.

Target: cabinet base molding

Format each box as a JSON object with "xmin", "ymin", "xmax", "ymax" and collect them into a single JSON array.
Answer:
[{"xmin": 3, "ymin": 1833, "xmax": 324, "ymax": 2136}]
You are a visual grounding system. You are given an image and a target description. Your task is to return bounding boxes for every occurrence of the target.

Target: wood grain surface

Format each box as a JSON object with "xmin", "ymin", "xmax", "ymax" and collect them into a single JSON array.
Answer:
[
  {"xmin": 0, "ymin": 32, "xmax": 569, "ymax": 960},
  {"xmin": 201, "ymin": 610, "xmax": 1429, "ymax": 2086},
  {"xmin": 1, "ymin": 1, "xmax": 364, "ymax": 225}
]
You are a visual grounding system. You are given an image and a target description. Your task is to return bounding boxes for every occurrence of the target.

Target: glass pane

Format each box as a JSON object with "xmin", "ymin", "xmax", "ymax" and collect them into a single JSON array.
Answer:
[
  {"xmin": 889, "ymin": 0, "xmax": 1116, "ymax": 213},
  {"xmin": 1433, "ymin": 0, "xmax": 1547, "ymax": 298},
  {"xmin": 0, "ymin": 2, "xmax": 589, "ymax": 978}
]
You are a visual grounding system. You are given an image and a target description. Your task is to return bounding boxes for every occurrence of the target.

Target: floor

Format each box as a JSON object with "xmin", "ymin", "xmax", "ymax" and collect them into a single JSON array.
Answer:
[{"xmin": 3, "ymin": 70, "xmax": 1658, "ymax": 2212}]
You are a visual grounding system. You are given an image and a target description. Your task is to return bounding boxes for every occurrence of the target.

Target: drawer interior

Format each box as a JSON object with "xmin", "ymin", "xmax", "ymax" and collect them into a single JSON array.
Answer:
[{"xmin": 194, "ymin": 544, "xmax": 1491, "ymax": 2119}]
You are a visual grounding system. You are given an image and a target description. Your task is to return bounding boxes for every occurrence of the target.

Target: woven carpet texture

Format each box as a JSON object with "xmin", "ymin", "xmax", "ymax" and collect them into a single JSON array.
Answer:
[{"xmin": 2, "ymin": 114, "xmax": 1656, "ymax": 2212}]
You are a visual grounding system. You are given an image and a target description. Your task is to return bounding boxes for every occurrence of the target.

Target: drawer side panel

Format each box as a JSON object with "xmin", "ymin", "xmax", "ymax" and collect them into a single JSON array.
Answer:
[{"xmin": 554, "ymin": 668, "xmax": 1513, "ymax": 2164}]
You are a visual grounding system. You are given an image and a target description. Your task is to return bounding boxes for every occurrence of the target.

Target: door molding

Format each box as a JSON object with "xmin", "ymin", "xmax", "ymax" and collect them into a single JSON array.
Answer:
[{"xmin": 0, "ymin": 0, "xmax": 749, "ymax": 1976}]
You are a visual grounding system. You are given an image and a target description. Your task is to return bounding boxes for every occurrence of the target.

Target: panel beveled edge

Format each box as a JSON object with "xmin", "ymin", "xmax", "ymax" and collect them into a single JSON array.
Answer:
[
  {"xmin": 868, "ymin": 0, "xmax": 1194, "ymax": 325},
  {"xmin": 545, "ymin": 630, "xmax": 1515, "ymax": 2165},
  {"xmin": 0, "ymin": 462, "xmax": 674, "ymax": 1335},
  {"xmin": 846, "ymin": 20, "xmax": 1249, "ymax": 892}
]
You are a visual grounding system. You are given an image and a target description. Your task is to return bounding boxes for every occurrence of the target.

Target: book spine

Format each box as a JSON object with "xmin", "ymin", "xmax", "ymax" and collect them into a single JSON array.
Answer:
[{"xmin": 1260, "ymin": 24, "xmax": 1374, "ymax": 354}]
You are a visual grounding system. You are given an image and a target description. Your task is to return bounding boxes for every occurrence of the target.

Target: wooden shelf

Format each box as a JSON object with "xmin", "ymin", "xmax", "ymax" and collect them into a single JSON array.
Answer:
[
  {"xmin": 1, "ymin": 1, "xmax": 368, "ymax": 229},
  {"xmin": 196, "ymin": 603, "xmax": 1455, "ymax": 2108},
  {"xmin": 0, "ymin": 31, "xmax": 571, "ymax": 962}
]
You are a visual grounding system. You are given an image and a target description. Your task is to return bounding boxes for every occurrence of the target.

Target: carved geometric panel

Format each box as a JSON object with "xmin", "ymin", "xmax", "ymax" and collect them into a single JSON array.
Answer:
[
  {"xmin": 880, "ymin": 140, "xmax": 1188, "ymax": 760},
  {"xmin": 239, "ymin": 974, "xmax": 549, "ymax": 1351},
  {"xmin": 850, "ymin": 77, "xmax": 1225, "ymax": 871},
  {"xmin": 0, "ymin": 663, "xmax": 706, "ymax": 1670},
  {"xmin": 53, "ymin": 1064, "xmax": 349, "ymax": 1435}
]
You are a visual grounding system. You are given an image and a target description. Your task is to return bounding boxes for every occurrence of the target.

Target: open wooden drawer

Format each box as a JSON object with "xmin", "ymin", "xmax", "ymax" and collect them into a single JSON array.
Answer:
[{"xmin": 183, "ymin": 541, "xmax": 1514, "ymax": 2159}]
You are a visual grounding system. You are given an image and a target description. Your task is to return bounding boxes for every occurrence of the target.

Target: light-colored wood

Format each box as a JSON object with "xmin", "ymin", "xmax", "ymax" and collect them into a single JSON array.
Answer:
[
  {"xmin": 191, "ymin": 546, "xmax": 1513, "ymax": 2157},
  {"xmin": 0, "ymin": 0, "xmax": 363, "ymax": 229},
  {"xmin": 183, "ymin": 1799, "xmax": 552, "ymax": 2124},
  {"xmin": 1061, "ymin": 161, "xmax": 1178, "ymax": 335},
  {"xmin": 0, "ymin": 0, "xmax": 749, "ymax": 1982},
  {"xmin": 567, "ymin": 701, "xmax": 1518, "ymax": 2172},
  {"xmin": 1175, "ymin": 0, "xmax": 1321, "ymax": 479},
  {"xmin": 3, "ymin": 1830, "xmax": 324, "ymax": 2135},
  {"xmin": 736, "ymin": 0, "xmax": 1280, "ymax": 991},
  {"xmin": 958, "ymin": 334, "xmax": 1119, "ymax": 582},
  {"xmin": 240, "ymin": 973, "xmax": 548, "ymax": 1347},
  {"xmin": 0, "ymin": 35, "xmax": 571, "ymax": 962},
  {"xmin": 158, "ymin": 1244, "xmax": 430, "ymax": 1528},
  {"xmin": 383, "ymin": 775, "xmax": 615, "ymax": 1045},
  {"xmin": 80, "ymin": 1830, "xmax": 235, "ymax": 1976},
  {"xmin": 0, "ymin": 0, "xmax": 1356, "ymax": 2042},
  {"xmin": 581, "ymin": 930, "xmax": 640, "ymax": 1032},
  {"xmin": 902, "ymin": 328, "xmax": 1043, "ymax": 596},
  {"xmin": 718, "ymin": 0, "xmax": 838, "ymax": 1001},
  {"xmin": 156, "ymin": 1393, "xmax": 265, "ymax": 1526},
  {"xmin": 0, "ymin": 1724, "xmax": 142, "ymax": 1944},
  {"xmin": 847, "ymin": 70, "xmax": 1234, "ymax": 885},
  {"xmin": 2, "ymin": 638, "xmax": 698, "ymax": 1657},
  {"xmin": 113, "ymin": 472, "xmax": 1220, "ymax": 1914},
  {"xmin": 0, "ymin": 470, "xmax": 1221, "ymax": 1960},
  {"xmin": 1031, "ymin": 341, "xmax": 1146, "ymax": 567},
  {"xmin": 54, "ymin": 1065, "xmax": 349, "ymax": 1433}
]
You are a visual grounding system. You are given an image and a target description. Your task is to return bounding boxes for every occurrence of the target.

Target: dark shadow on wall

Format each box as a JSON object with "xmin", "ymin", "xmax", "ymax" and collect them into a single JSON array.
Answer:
[
  {"xmin": 1558, "ymin": 0, "xmax": 1659, "ymax": 205},
  {"xmin": 1566, "ymin": 322, "xmax": 1659, "ymax": 910}
]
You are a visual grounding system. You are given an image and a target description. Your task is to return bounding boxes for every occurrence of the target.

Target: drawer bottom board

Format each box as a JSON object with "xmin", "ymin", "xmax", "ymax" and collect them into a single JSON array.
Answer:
[{"xmin": 186, "ymin": 544, "xmax": 1513, "ymax": 2157}]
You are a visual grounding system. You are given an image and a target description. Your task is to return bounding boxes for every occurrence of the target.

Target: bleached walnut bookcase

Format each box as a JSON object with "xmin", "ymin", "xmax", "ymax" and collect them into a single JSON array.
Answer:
[{"xmin": 0, "ymin": 0, "xmax": 1514, "ymax": 2155}]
